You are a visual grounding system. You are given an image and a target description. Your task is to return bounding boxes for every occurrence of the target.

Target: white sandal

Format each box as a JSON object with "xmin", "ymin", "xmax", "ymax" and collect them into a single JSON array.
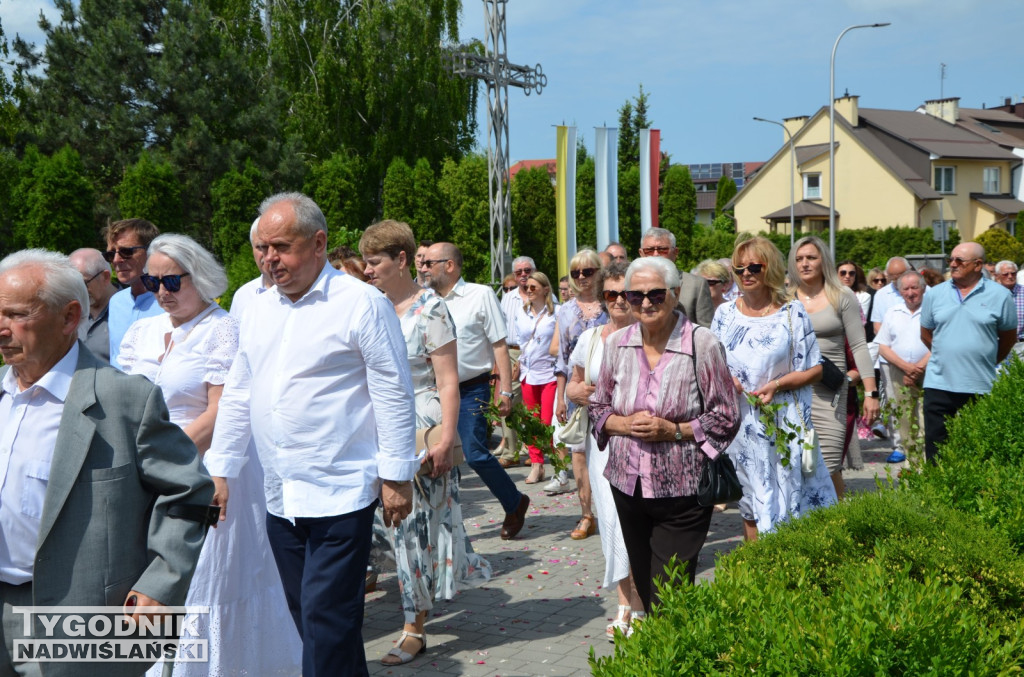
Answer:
[
  {"xmin": 606, "ymin": 605, "xmax": 631, "ymax": 641},
  {"xmin": 380, "ymin": 630, "xmax": 426, "ymax": 666},
  {"xmin": 626, "ymin": 611, "xmax": 645, "ymax": 638}
]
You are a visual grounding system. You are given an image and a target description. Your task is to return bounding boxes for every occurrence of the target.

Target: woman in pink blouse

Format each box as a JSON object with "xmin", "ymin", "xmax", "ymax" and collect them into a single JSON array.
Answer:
[{"xmin": 590, "ymin": 257, "xmax": 740, "ymax": 614}]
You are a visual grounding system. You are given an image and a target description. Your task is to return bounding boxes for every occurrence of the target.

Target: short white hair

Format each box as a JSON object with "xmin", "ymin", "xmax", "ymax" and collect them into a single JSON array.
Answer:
[
  {"xmin": 995, "ymin": 259, "xmax": 1017, "ymax": 274},
  {"xmin": 148, "ymin": 234, "xmax": 228, "ymax": 303},
  {"xmin": 512, "ymin": 256, "xmax": 536, "ymax": 270},
  {"xmin": 641, "ymin": 227, "xmax": 676, "ymax": 247},
  {"xmin": 0, "ymin": 249, "xmax": 89, "ymax": 321},
  {"xmin": 625, "ymin": 256, "xmax": 681, "ymax": 290},
  {"xmin": 248, "ymin": 216, "xmax": 261, "ymax": 244}
]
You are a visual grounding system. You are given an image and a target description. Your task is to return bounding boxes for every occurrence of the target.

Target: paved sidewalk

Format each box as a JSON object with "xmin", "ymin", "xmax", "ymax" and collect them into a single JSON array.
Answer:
[{"xmin": 363, "ymin": 437, "xmax": 897, "ymax": 676}]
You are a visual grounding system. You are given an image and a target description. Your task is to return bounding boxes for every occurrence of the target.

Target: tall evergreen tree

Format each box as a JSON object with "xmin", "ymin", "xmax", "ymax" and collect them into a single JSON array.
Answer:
[
  {"xmin": 117, "ymin": 151, "xmax": 183, "ymax": 234},
  {"xmin": 660, "ymin": 165, "xmax": 697, "ymax": 264},
  {"xmin": 575, "ymin": 157, "xmax": 597, "ymax": 250},
  {"xmin": 382, "ymin": 157, "xmax": 416, "ymax": 224},
  {"xmin": 618, "ymin": 165, "xmax": 641, "ymax": 252},
  {"xmin": 715, "ymin": 175, "xmax": 738, "ymax": 217},
  {"xmin": 410, "ymin": 158, "xmax": 444, "ymax": 244},
  {"xmin": 438, "ymin": 154, "xmax": 489, "ymax": 283},
  {"xmin": 511, "ymin": 166, "xmax": 557, "ymax": 279},
  {"xmin": 14, "ymin": 145, "xmax": 95, "ymax": 251}
]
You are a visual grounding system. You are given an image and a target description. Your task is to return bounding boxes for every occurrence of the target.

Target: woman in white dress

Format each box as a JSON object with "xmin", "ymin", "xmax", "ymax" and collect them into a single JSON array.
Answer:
[
  {"xmin": 564, "ymin": 261, "xmax": 642, "ymax": 639},
  {"xmin": 360, "ymin": 220, "xmax": 491, "ymax": 667},
  {"xmin": 711, "ymin": 236, "xmax": 837, "ymax": 540},
  {"xmin": 119, "ymin": 233, "xmax": 301, "ymax": 676}
]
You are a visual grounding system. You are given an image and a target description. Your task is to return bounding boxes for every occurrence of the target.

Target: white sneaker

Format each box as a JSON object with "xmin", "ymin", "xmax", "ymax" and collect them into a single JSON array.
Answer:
[
  {"xmin": 871, "ymin": 423, "xmax": 889, "ymax": 440},
  {"xmin": 543, "ymin": 471, "xmax": 571, "ymax": 495}
]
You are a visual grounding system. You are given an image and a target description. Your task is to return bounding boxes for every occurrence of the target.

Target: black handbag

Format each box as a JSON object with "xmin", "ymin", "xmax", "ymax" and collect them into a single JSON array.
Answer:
[
  {"xmin": 689, "ymin": 331, "xmax": 743, "ymax": 507},
  {"xmin": 820, "ymin": 356, "xmax": 846, "ymax": 391}
]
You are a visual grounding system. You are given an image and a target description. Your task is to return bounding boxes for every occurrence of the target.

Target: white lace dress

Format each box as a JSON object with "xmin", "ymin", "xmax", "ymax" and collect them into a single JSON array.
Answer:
[{"xmin": 120, "ymin": 305, "xmax": 302, "ymax": 677}]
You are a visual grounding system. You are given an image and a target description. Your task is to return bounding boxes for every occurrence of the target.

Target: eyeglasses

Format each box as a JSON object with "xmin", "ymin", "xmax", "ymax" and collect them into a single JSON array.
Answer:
[
  {"xmin": 998, "ymin": 271, "xmax": 1018, "ymax": 277},
  {"xmin": 946, "ymin": 256, "xmax": 980, "ymax": 266},
  {"xmin": 870, "ymin": 277, "xmax": 886, "ymax": 284},
  {"xmin": 525, "ymin": 284, "xmax": 546, "ymax": 292},
  {"xmin": 421, "ymin": 259, "xmax": 450, "ymax": 268},
  {"xmin": 838, "ymin": 270, "xmax": 856, "ymax": 277},
  {"xmin": 513, "ymin": 267, "xmax": 533, "ymax": 276},
  {"xmin": 602, "ymin": 290, "xmax": 628, "ymax": 303},
  {"xmin": 502, "ymin": 285, "xmax": 517, "ymax": 293},
  {"xmin": 640, "ymin": 245, "xmax": 672, "ymax": 256},
  {"xmin": 623, "ymin": 288, "xmax": 668, "ymax": 306},
  {"xmin": 732, "ymin": 263, "xmax": 765, "ymax": 276},
  {"xmin": 82, "ymin": 271, "xmax": 104, "ymax": 285},
  {"xmin": 705, "ymin": 279, "xmax": 722, "ymax": 287},
  {"xmin": 570, "ymin": 267, "xmax": 597, "ymax": 279},
  {"xmin": 140, "ymin": 273, "xmax": 191, "ymax": 293},
  {"xmin": 103, "ymin": 246, "xmax": 146, "ymax": 262}
]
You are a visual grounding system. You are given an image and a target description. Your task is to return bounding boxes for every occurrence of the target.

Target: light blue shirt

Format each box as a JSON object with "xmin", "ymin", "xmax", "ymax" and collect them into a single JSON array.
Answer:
[
  {"xmin": 107, "ymin": 287, "xmax": 162, "ymax": 369},
  {"xmin": 920, "ymin": 278, "xmax": 1015, "ymax": 394}
]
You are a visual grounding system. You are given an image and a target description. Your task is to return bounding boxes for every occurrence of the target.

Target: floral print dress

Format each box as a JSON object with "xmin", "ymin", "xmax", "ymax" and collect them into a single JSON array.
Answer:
[
  {"xmin": 373, "ymin": 290, "xmax": 491, "ymax": 622},
  {"xmin": 711, "ymin": 300, "xmax": 838, "ymax": 534}
]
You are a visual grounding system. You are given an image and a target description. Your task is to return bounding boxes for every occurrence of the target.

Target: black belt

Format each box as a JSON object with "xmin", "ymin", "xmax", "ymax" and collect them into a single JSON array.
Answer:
[
  {"xmin": 507, "ymin": 344, "xmax": 521, "ymax": 350},
  {"xmin": 460, "ymin": 372, "xmax": 494, "ymax": 387}
]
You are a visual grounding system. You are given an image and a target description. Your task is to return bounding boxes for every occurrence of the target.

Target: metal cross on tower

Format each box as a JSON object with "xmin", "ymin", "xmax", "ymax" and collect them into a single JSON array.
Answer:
[{"xmin": 450, "ymin": 0, "xmax": 546, "ymax": 283}]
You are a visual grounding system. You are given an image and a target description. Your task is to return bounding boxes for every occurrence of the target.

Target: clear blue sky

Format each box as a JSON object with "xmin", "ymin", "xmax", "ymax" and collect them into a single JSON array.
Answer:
[{"xmin": 7, "ymin": 0, "xmax": 1023, "ymax": 166}]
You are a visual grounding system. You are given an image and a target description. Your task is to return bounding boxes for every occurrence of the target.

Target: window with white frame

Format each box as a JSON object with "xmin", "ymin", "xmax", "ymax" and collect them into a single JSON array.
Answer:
[
  {"xmin": 934, "ymin": 166, "xmax": 955, "ymax": 194},
  {"xmin": 983, "ymin": 167, "xmax": 1001, "ymax": 194},
  {"xmin": 803, "ymin": 173, "xmax": 821, "ymax": 200}
]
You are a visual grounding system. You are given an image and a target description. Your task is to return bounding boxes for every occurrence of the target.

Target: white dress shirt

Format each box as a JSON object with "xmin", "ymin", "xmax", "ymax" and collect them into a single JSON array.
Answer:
[
  {"xmin": 501, "ymin": 287, "xmax": 529, "ymax": 347},
  {"xmin": 876, "ymin": 303, "xmax": 929, "ymax": 364},
  {"xmin": 203, "ymin": 263, "xmax": 418, "ymax": 519},
  {"xmin": 0, "ymin": 343, "xmax": 79, "ymax": 584},
  {"xmin": 229, "ymin": 275, "xmax": 272, "ymax": 321},
  {"xmin": 442, "ymin": 278, "xmax": 508, "ymax": 382}
]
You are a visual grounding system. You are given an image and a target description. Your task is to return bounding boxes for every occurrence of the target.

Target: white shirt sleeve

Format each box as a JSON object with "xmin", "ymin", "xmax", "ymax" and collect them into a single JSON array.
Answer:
[{"xmin": 202, "ymin": 342, "xmax": 254, "ymax": 478}]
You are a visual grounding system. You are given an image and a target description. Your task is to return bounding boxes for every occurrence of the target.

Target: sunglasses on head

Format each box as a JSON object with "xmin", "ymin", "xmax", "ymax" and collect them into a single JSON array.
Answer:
[
  {"xmin": 570, "ymin": 267, "xmax": 597, "ymax": 280},
  {"xmin": 602, "ymin": 289, "xmax": 628, "ymax": 303},
  {"xmin": 141, "ymin": 273, "xmax": 191, "ymax": 293},
  {"xmin": 103, "ymin": 246, "xmax": 146, "ymax": 262},
  {"xmin": 732, "ymin": 263, "xmax": 765, "ymax": 276},
  {"xmin": 623, "ymin": 288, "xmax": 668, "ymax": 306}
]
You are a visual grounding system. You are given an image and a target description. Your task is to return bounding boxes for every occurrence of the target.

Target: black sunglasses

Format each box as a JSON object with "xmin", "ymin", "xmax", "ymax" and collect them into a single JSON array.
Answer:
[
  {"xmin": 82, "ymin": 270, "xmax": 104, "ymax": 285},
  {"xmin": 103, "ymin": 246, "xmax": 146, "ymax": 262},
  {"xmin": 733, "ymin": 263, "xmax": 765, "ymax": 276},
  {"xmin": 623, "ymin": 288, "xmax": 668, "ymax": 306},
  {"xmin": 141, "ymin": 273, "xmax": 191, "ymax": 293},
  {"xmin": 421, "ymin": 259, "xmax": 450, "ymax": 268},
  {"xmin": 706, "ymin": 279, "xmax": 723, "ymax": 286},
  {"xmin": 502, "ymin": 285, "xmax": 517, "ymax": 293},
  {"xmin": 570, "ymin": 267, "xmax": 598, "ymax": 280},
  {"xmin": 602, "ymin": 290, "xmax": 628, "ymax": 303}
]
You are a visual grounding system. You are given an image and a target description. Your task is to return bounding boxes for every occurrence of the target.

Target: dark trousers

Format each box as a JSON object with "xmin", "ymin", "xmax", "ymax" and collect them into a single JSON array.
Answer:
[
  {"xmin": 923, "ymin": 388, "xmax": 975, "ymax": 462},
  {"xmin": 266, "ymin": 502, "xmax": 377, "ymax": 677},
  {"xmin": 610, "ymin": 480, "xmax": 713, "ymax": 614},
  {"xmin": 458, "ymin": 378, "xmax": 523, "ymax": 514}
]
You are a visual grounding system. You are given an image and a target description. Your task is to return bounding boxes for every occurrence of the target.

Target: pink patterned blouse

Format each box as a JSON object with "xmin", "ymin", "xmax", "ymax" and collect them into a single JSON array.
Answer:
[{"xmin": 589, "ymin": 311, "xmax": 740, "ymax": 498}]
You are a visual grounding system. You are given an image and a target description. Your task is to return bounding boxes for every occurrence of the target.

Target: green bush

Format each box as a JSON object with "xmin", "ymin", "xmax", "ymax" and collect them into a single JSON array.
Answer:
[
  {"xmin": 591, "ymin": 491, "xmax": 1024, "ymax": 675},
  {"xmin": 902, "ymin": 356, "xmax": 1024, "ymax": 552}
]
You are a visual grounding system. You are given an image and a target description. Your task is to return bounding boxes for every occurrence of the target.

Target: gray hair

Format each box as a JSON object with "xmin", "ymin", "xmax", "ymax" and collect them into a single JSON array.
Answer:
[
  {"xmin": 896, "ymin": 270, "xmax": 926, "ymax": 291},
  {"xmin": 625, "ymin": 256, "xmax": 681, "ymax": 290},
  {"xmin": 260, "ymin": 192, "xmax": 328, "ymax": 239},
  {"xmin": 512, "ymin": 256, "xmax": 536, "ymax": 270},
  {"xmin": 641, "ymin": 227, "xmax": 676, "ymax": 247},
  {"xmin": 248, "ymin": 216, "xmax": 261, "ymax": 244},
  {"xmin": 995, "ymin": 259, "xmax": 1018, "ymax": 274},
  {"xmin": 147, "ymin": 234, "xmax": 228, "ymax": 303},
  {"xmin": 885, "ymin": 256, "xmax": 911, "ymax": 273},
  {"xmin": 69, "ymin": 248, "xmax": 110, "ymax": 277},
  {"xmin": 0, "ymin": 249, "xmax": 89, "ymax": 321}
]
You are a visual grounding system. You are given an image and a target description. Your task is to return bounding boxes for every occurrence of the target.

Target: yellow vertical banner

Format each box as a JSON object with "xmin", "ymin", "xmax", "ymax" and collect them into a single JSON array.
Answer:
[{"xmin": 555, "ymin": 126, "xmax": 577, "ymax": 280}]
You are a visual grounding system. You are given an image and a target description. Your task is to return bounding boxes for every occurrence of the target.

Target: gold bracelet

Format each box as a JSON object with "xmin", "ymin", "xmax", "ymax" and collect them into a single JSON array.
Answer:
[{"xmin": 775, "ymin": 378, "xmax": 782, "ymax": 391}]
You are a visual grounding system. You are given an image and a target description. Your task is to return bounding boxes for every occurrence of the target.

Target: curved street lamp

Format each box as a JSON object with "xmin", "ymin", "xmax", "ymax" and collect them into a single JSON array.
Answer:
[
  {"xmin": 829, "ymin": 22, "xmax": 891, "ymax": 258},
  {"xmin": 754, "ymin": 117, "xmax": 796, "ymax": 249}
]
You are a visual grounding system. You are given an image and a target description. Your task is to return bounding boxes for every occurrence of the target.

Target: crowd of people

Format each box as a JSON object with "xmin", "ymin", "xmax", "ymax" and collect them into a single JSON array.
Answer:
[{"xmin": 1, "ymin": 196, "xmax": 1019, "ymax": 675}]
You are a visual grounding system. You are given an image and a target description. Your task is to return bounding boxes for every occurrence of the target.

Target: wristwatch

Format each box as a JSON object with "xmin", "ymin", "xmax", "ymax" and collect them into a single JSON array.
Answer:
[
  {"xmin": 499, "ymin": 390, "xmax": 514, "ymax": 399},
  {"xmin": 674, "ymin": 423, "xmax": 683, "ymax": 441},
  {"xmin": 865, "ymin": 390, "xmax": 879, "ymax": 398}
]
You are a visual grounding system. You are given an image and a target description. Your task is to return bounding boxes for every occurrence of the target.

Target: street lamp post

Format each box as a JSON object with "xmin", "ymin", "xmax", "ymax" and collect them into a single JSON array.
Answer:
[
  {"xmin": 754, "ymin": 117, "xmax": 796, "ymax": 249},
  {"xmin": 829, "ymin": 22, "xmax": 890, "ymax": 258}
]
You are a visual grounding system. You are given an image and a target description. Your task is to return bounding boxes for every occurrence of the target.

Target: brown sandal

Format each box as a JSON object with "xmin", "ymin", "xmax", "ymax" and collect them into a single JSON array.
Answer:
[{"xmin": 570, "ymin": 515, "xmax": 597, "ymax": 540}]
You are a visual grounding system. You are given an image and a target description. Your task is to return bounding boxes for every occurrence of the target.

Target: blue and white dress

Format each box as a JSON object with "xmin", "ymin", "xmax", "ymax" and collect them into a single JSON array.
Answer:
[{"xmin": 711, "ymin": 300, "xmax": 838, "ymax": 534}]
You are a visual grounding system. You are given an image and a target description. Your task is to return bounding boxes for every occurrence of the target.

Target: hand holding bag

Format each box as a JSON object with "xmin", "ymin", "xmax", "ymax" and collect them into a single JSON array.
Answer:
[
  {"xmin": 416, "ymin": 425, "xmax": 464, "ymax": 476},
  {"xmin": 554, "ymin": 328, "xmax": 601, "ymax": 447},
  {"xmin": 690, "ymin": 329, "xmax": 743, "ymax": 507}
]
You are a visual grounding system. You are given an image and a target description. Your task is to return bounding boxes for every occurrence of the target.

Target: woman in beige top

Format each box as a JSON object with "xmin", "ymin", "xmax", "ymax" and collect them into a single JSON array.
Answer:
[{"xmin": 789, "ymin": 236, "xmax": 880, "ymax": 498}]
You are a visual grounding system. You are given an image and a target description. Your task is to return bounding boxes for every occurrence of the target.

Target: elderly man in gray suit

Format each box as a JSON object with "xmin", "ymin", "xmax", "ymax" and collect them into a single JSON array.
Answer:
[
  {"xmin": 0, "ymin": 249, "xmax": 213, "ymax": 677},
  {"xmin": 638, "ymin": 227, "xmax": 715, "ymax": 327}
]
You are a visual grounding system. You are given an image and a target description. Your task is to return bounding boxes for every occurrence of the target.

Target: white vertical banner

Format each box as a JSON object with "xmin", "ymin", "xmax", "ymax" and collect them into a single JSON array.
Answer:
[
  {"xmin": 639, "ymin": 128, "xmax": 652, "ymax": 237},
  {"xmin": 595, "ymin": 127, "xmax": 619, "ymax": 251}
]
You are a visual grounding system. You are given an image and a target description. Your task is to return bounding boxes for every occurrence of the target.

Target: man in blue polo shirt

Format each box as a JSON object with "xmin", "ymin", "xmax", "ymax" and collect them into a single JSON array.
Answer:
[
  {"xmin": 105, "ymin": 218, "xmax": 163, "ymax": 367},
  {"xmin": 920, "ymin": 242, "xmax": 1016, "ymax": 461}
]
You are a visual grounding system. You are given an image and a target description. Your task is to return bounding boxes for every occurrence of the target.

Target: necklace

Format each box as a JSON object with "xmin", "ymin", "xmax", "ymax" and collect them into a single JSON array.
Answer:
[
  {"xmin": 740, "ymin": 297, "xmax": 775, "ymax": 317},
  {"xmin": 800, "ymin": 286, "xmax": 824, "ymax": 302}
]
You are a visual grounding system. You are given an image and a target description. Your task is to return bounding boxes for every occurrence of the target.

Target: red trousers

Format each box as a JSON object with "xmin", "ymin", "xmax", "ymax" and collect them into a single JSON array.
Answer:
[{"xmin": 521, "ymin": 380, "xmax": 556, "ymax": 463}]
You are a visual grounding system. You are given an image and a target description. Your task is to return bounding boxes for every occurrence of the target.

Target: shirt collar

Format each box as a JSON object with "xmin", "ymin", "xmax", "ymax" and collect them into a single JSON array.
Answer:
[
  {"xmin": 169, "ymin": 302, "xmax": 219, "ymax": 344},
  {"xmin": 444, "ymin": 278, "xmax": 468, "ymax": 300},
  {"xmin": 3, "ymin": 342, "xmax": 79, "ymax": 400},
  {"xmin": 273, "ymin": 262, "xmax": 337, "ymax": 306},
  {"xmin": 621, "ymin": 310, "xmax": 690, "ymax": 353},
  {"xmin": 132, "ymin": 291, "xmax": 155, "ymax": 308}
]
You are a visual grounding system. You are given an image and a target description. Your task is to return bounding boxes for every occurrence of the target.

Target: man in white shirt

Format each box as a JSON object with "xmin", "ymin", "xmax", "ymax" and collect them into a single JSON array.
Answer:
[
  {"xmin": 204, "ymin": 193, "xmax": 417, "ymax": 677},
  {"xmin": 228, "ymin": 216, "xmax": 274, "ymax": 320},
  {"xmin": 104, "ymin": 218, "xmax": 163, "ymax": 367},
  {"xmin": 420, "ymin": 242, "xmax": 531, "ymax": 540},
  {"xmin": 69, "ymin": 247, "xmax": 117, "ymax": 362},
  {"xmin": 875, "ymin": 271, "xmax": 931, "ymax": 463}
]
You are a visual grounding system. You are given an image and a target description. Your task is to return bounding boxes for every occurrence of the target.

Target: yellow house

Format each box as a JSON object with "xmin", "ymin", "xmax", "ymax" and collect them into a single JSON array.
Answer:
[{"xmin": 732, "ymin": 96, "xmax": 1024, "ymax": 242}]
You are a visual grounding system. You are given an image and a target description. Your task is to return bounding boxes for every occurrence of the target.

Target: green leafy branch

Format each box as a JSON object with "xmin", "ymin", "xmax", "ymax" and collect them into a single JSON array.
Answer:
[
  {"xmin": 486, "ymin": 400, "xmax": 572, "ymax": 475},
  {"xmin": 880, "ymin": 385, "xmax": 925, "ymax": 468},
  {"xmin": 745, "ymin": 392, "xmax": 813, "ymax": 467}
]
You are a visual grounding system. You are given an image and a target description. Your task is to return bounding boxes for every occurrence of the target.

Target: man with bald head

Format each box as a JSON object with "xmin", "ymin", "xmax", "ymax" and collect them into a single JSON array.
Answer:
[
  {"xmin": 920, "ymin": 242, "xmax": 1016, "ymax": 461},
  {"xmin": 419, "ymin": 243, "xmax": 531, "ymax": 540},
  {"xmin": 203, "ymin": 192, "xmax": 417, "ymax": 676},
  {"xmin": 69, "ymin": 247, "xmax": 117, "ymax": 362}
]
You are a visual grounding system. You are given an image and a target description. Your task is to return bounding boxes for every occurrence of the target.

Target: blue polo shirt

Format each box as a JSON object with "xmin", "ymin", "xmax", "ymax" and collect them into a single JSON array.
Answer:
[
  {"xmin": 920, "ymin": 278, "xmax": 1015, "ymax": 394},
  {"xmin": 107, "ymin": 287, "xmax": 162, "ymax": 369}
]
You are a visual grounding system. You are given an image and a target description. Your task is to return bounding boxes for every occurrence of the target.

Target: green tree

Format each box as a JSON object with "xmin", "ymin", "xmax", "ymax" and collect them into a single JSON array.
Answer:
[
  {"xmin": 117, "ymin": 151, "xmax": 183, "ymax": 233},
  {"xmin": 715, "ymin": 175, "xmax": 738, "ymax": 216},
  {"xmin": 382, "ymin": 157, "xmax": 416, "ymax": 224},
  {"xmin": 575, "ymin": 156, "xmax": 597, "ymax": 250},
  {"xmin": 660, "ymin": 165, "xmax": 696, "ymax": 263},
  {"xmin": 14, "ymin": 145, "xmax": 95, "ymax": 250},
  {"xmin": 618, "ymin": 165, "xmax": 641, "ymax": 253},
  {"xmin": 511, "ymin": 166, "xmax": 557, "ymax": 278},
  {"xmin": 410, "ymin": 158, "xmax": 444, "ymax": 243},
  {"xmin": 438, "ymin": 154, "xmax": 489, "ymax": 283},
  {"xmin": 1016, "ymin": 211, "xmax": 1024, "ymax": 241},
  {"xmin": 616, "ymin": 84, "xmax": 650, "ymax": 173},
  {"xmin": 211, "ymin": 159, "xmax": 271, "ymax": 265},
  {"xmin": 304, "ymin": 151, "xmax": 371, "ymax": 250},
  {"xmin": 0, "ymin": 149, "xmax": 20, "ymax": 257},
  {"xmin": 974, "ymin": 227, "xmax": 1024, "ymax": 265}
]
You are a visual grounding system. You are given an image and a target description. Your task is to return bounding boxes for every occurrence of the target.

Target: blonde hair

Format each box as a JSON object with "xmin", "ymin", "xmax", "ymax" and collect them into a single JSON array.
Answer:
[
  {"xmin": 568, "ymin": 248, "xmax": 603, "ymax": 294},
  {"xmin": 788, "ymin": 235, "xmax": 842, "ymax": 313},
  {"xmin": 524, "ymin": 271, "xmax": 555, "ymax": 315},
  {"xmin": 732, "ymin": 236, "xmax": 788, "ymax": 307},
  {"xmin": 694, "ymin": 258, "xmax": 730, "ymax": 284}
]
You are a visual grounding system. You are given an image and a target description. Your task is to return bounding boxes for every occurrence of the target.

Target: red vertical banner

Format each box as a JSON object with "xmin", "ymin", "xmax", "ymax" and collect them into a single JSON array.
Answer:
[{"xmin": 650, "ymin": 129, "xmax": 661, "ymax": 230}]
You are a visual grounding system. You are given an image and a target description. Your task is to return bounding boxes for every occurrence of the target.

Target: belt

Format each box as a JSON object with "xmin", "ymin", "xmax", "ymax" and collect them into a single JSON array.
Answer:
[
  {"xmin": 507, "ymin": 344, "xmax": 521, "ymax": 350},
  {"xmin": 460, "ymin": 371, "xmax": 494, "ymax": 387}
]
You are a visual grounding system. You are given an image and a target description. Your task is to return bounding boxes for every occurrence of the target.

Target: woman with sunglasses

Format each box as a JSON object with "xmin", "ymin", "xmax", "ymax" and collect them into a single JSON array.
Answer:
[
  {"xmin": 359, "ymin": 220, "xmax": 491, "ymax": 666},
  {"xmin": 590, "ymin": 257, "xmax": 739, "ymax": 614},
  {"xmin": 552, "ymin": 250, "xmax": 607, "ymax": 541},
  {"xmin": 867, "ymin": 268, "xmax": 887, "ymax": 291},
  {"xmin": 515, "ymin": 272, "xmax": 560, "ymax": 483},
  {"xmin": 694, "ymin": 259, "xmax": 732, "ymax": 310},
  {"xmin": 711, "ymin": 236, "xmax": 837, "ymax": 540},
  {"xmin": 836, "ymin": 260, "xmax": 871, "ymax": 321},
  {"xmin": 791, "ymin": 237, "xmax": 879, "ymax": 498},
  {"xmin": 118, "ymin": 234, "xmax": 301, "ymax": 677},
  {"xmin": 564, "ymin": 261, "xmax": 642, "ymax": 638}
]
